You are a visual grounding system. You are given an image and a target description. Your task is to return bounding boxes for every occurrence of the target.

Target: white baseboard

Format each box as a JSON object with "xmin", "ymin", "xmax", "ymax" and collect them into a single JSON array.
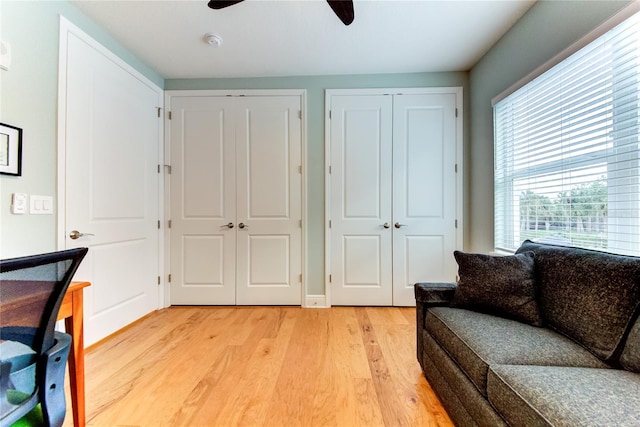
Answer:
[{"xmin": 304, "ymin": 295, "xmax": 328, "ymax": 308}]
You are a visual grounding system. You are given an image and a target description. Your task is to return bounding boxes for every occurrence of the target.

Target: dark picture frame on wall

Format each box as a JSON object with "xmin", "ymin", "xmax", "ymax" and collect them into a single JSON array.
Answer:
[{"xmin": 0, "ymin": 123, "xmax": 23, "ymax": 176}]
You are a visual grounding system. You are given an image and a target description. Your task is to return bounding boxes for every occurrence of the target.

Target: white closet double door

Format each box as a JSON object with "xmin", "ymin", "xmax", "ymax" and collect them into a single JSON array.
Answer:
[
  {"xmin": 328, "ymin": 89, "xmax": 462, "ymax": 306},
  {"xmin": 169, "ymin": 94, "xmax": 302, "ymax": 305}
]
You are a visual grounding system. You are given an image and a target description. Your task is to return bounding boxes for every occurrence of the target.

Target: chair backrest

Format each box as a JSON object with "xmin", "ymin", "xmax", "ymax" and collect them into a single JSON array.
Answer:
[
  {"xmin": 0, "ymin": 247, "xmax": 88, "ymax": 424},
  {"xmin": 0, "ymin": 248, "xmax": 88, "ymax": 353}
]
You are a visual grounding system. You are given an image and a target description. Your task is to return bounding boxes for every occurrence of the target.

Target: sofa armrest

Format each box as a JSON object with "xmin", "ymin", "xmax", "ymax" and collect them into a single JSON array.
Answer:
[
  {"xmin": 414, "ymin": 282, "xmax": 457, "ymax": 368},
  {"xmin": 414, "ymin": 282, "xmax": 457, "ymax": 305}
]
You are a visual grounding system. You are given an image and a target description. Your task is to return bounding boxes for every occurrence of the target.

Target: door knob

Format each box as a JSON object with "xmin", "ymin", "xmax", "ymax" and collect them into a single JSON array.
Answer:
[
  {"xmin": 223, "ymin": 222, "xmax": 234, "ymax": 229},
  {"xmin": 238, "ymin": 222, "xmax": 247, "ymax": 229},
  {"xmin": 69, "ymin": 230, "xmax": 95, "ymax": 240},
  {"xmin": 382, "ymin": 222, "xmax": 390, "ymax": 229},
  {"xmin": 394, "ymin": 222, "xmax": 407, "ymax": 229}
]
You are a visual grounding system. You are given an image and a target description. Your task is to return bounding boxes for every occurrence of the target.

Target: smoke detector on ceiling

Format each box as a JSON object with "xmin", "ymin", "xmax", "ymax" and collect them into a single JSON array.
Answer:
[{"xmin": 204, "ymin": 33, "xmax": 223, "ymax": 47}]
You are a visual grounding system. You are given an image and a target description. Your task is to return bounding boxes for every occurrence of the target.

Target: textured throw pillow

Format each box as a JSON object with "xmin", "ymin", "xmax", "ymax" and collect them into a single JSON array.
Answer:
[{"xmin": 450, "ymin": 251, "xmax": 543, "ymax": 326}]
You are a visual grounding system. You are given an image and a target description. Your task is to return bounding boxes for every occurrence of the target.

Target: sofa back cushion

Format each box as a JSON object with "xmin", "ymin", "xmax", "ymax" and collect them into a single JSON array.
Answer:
[
  {"xmin": 516, "ymin": 240, "xmax": 640, "ymax": 363},
  {"xmin": 621, "ymin": 316, "xmax": 640, "ymax": 372}
]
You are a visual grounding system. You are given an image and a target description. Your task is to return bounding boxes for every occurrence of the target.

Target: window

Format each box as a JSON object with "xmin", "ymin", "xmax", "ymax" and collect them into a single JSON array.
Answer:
[{"xmin": 494, "ymin": 9, "xmax": 640, "ymax": 256}]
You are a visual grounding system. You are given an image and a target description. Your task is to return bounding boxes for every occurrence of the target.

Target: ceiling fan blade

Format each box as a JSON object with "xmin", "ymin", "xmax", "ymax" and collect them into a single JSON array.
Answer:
[
  {"xmin": 207, "ymin": 0, "xmax": 244, "ymax": 10},
  {"xmin": 327, "ymin": 0, "xmax": 354, "ymax": 26}
]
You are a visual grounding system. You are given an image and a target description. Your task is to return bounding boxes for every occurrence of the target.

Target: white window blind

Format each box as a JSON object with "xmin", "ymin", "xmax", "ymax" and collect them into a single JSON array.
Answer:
[{"xmin": 494, "ymin": 10, "xmax": 640, "ymax": 255}]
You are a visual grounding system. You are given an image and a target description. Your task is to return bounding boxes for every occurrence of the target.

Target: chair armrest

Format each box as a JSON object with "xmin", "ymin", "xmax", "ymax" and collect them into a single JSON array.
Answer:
[{"xmin": 414, "ymin": 282, "xmax": 457, "ymax": 305}]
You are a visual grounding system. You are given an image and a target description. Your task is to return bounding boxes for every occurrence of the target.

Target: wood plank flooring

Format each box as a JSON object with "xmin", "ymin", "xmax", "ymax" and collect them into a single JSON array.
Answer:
[{"xmin": 64, "ymin": 306, "xmax": 453, "ymax": 427}]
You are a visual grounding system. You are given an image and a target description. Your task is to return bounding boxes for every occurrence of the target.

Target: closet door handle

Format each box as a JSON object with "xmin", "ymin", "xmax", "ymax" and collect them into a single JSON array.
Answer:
[
  {"xmin": 394, "ymin": 222, "xmax": 407, "ymax": 229},
  {"xmin": 238, "ymin": 223, "xmax": 247, "ymax": 229},
  {"xmin": 69, "ymin": 230, "xmax": 95, "ymax": 240},
  {"xmin": 223, "ymin": 222, "xmax": 234, "ymax": 229},
  {"xmin": 382, "ymin": 222, "xmax": 390, "ymax": 229}
]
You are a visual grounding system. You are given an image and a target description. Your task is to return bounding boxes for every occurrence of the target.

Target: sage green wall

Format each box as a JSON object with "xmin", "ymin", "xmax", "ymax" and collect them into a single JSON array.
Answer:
[
  {"xmin": 468, "ymin": 0, "xmax": 633, "ymax": 252},
  {"xmin": 166, "ymin": 74, "xmax": 469, "ymax": 296},
  {"xmin": 5, "ymin": 0, "xmax": 631, "ymax": 298},
  {"xmin": 0, "ymin": 1, "xmax": 163, "ymax": 258},
  {"xmin": 1, "ymin": 0, "xmax": 468, "ymax": 298}
]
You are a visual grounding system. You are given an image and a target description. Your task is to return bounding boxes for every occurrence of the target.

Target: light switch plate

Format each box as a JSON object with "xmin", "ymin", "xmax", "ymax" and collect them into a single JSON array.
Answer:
[
  {"xmin": 0, "ymin": 40, "xmax": 11, "ymax": 71},
  {"xmin": 30, "ymin": 195, "xmax": 54, "ymax": 215},
  {"xmin": 11, "ymin": 193, "xmax": 27, "ymax": 214}
]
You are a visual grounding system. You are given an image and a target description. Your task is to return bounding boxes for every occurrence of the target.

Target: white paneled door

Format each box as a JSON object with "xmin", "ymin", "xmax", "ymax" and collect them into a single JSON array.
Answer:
[
  {"xmin": 169, "ymin": 96, "xmax": 236, "ymax": 305},
  {"xmin": 169, "ymin": 94, "xmax": 302, "ymax": 305},
  {"xmin": 60, "ymin": 20, "xmax": 162, "ymax": 346},
  {"xmin": 235, "ymin": 97, "xmax": 302, "ymax": 305},
  {"xmin": 329, "ymin": 95, "xmax": 394, "ymax": 305},
  {"xmin": 391, "ymin": 93, "xmax": 459, "ymax": 306},
  {"xmin": 328, "ymin": 89, "xmax": 461, "ymax": 306}
]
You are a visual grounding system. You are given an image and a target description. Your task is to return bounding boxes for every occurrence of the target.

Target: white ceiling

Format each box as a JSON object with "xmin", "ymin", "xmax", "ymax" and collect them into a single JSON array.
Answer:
[{"xmin": 71, "ymin": 0, "xmax": 535, "ymax": 79}]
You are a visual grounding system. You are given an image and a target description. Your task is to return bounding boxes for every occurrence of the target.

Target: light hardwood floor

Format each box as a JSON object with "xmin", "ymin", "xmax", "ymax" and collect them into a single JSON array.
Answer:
[{"xmin": 65, "ymin": 306, "xmax": 453, "ymax": 427}]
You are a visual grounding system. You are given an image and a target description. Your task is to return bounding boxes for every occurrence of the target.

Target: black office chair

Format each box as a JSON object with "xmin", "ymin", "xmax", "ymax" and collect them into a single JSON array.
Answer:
[{"xmin": 0, "ymin": 248, "xmax": 88, "ymax": 427}]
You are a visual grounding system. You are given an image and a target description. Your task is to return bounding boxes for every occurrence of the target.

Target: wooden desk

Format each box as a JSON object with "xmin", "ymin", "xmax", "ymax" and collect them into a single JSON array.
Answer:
[{"xmin": 58, "ymin": 281, "xmax": 90, "ymax": 427}]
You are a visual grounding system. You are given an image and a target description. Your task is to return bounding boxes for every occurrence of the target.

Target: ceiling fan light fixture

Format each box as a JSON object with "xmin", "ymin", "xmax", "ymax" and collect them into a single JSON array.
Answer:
[
  {"xmin": 206, "ymin": 0, "xmax": 355, "ymax": 26},
  {"xmin": 204, "ymin": 33, "xmax": 223, "ymax": 47}
]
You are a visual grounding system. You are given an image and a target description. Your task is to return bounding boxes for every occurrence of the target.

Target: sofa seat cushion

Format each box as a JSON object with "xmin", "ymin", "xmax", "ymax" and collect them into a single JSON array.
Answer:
[
  {"xmin": 425, "ymin": 307, "xmax": 609, "ymax": 396},
  {"xmin": 488, "ymin": 365, "xmax": 640, "ymax": 427}
]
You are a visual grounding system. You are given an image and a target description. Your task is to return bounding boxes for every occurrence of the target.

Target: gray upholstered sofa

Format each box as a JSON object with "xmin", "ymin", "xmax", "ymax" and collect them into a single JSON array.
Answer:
[{"xmin": 415, "ymin": 240, "xmax": 640, "ymax": 426}]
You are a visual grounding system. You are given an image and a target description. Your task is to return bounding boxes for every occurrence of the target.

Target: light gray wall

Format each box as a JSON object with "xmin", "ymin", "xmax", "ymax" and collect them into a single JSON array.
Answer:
[
  {"xmin": 0, "ymin": 0, "xmax": 163, "ymax": 259},
  {"xmin": 468, "ymin": 0, "xmax": 633, "ymax": 252},
  {"xmin": 166, "ymin": 74, "xmax": 469, "ymax": 295}
]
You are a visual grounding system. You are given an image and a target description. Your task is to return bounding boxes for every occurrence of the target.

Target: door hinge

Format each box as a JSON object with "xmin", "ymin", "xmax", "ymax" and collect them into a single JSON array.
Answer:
[
  {"xmin": 168, "ymin": 219, "xmax": 172, "ymax": 229},
  {"xmin": 455, "ymin": 108, "xmax": 459, "ymax": 118},
  {"xmin": 157, "ymin": 276, "xmax": 161, "ymax": 285},
  {"xmin": 298, "ymin": 110, "xmax": 302, "ymax": 120},
  {"xmin": 299, "ymin": 219, "xmax": 302, "ymax": 228},
  {"xmin": 329, "ymin": 274, "xmax": 332, "ymax": 283},
  {"xmin": 329, "ymin": 110, "xmax": 332, "ymax": 119},
  {"xmin": 329, "ymin": 220, "xmax": 332, "ymax": 228},
  {"xmin": 298, "ymin": 165, "xmax": 302, "ymax": 174},
  {"xmin": 156, "ymin": 107, "xmax": 162, "ymax": 118},
  {"xmin": 168, "ymin": 111, "xmax": 172, "ymax": 120},
  {"xmin": 157, "ymin": 220, "xmax": 161, "ymax": 229},
  {"xmin": 299, "ymin": 274, "xmax": 303, "ymax": 283},
  {"xmin": 455, "ymin": 163, "xmax": 458, "ymax": 173},
  {"xmin": 328, "ymin": 165, "xmax": 332, "ymax": 174},
  {"xmin": 168, "ymin": 274, "xmax": 172, "ymax": 283},
  {"xmin": 157, "ymin": 164, "xmax": 161, "ymax": 173},
  {"xmin": 455, "ymin": 219, "xmax": 458, "ymax": 229}
]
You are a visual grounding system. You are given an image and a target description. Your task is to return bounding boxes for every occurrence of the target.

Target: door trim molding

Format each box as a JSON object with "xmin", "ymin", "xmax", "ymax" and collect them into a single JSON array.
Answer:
[
  {"xmin": 164, "ymin": 89, "xmax": 308, "ymax": 306},
  {"xmin": 165, "ymin": 89, "xmax": 307, "ymax": 98},
  {"xmin": 324, "ymin": 87, "xmax": 464, "ymax": 307},
  {"xmin": 57, "ymin": 17, "xmax": 166, "ymax": 307}
]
